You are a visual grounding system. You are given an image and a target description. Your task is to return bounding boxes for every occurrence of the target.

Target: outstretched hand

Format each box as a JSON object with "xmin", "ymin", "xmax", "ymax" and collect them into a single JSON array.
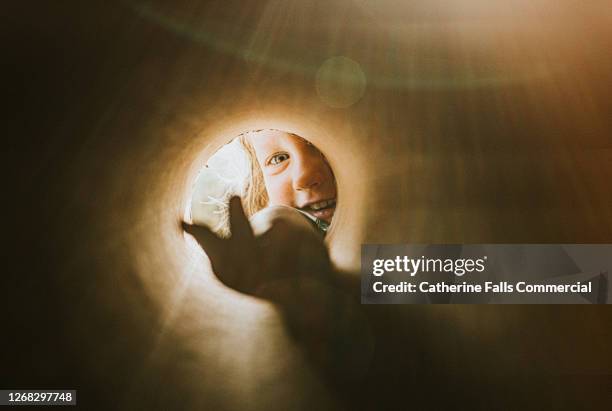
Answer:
[
  {"xmin": 182, "ymin": 197, "xmax": 332, "ymax": 299},
  {"xmin": 184, "ymin": 198, "xmax": 370, "ymax": 385}
]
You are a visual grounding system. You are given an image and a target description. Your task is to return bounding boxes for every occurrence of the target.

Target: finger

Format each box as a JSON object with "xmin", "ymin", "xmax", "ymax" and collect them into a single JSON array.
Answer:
[
  {"xmin": 182, "ymin": 222, "xmax": 225, "ymax": 265},
  {"xmin": 229, "ymin": 196, "xmax": 255, "ymax": 243}
]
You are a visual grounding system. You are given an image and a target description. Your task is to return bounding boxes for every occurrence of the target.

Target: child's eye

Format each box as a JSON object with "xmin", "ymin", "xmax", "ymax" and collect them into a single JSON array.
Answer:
[{"xmin": 268, "ymin": 153, "xmax": 290, "ymax": 165}]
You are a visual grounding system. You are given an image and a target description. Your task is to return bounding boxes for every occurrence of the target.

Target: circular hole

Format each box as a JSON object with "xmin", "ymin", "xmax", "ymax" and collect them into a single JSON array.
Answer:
[{"xmin": 189, "ymin": 129, "xmax": 338, "ymax": 237}]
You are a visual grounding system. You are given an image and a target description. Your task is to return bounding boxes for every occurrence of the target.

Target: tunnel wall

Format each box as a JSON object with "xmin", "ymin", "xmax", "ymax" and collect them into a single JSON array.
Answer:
[{"xmin": 3, "ymin": 1, "xmax": 612, "ymax": 410}]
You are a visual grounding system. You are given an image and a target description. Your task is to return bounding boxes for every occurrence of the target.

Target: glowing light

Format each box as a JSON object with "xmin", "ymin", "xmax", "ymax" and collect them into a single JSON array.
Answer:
[{"xmin": 316, "ymin": 56, "xmax": 367, "ymax": 108}]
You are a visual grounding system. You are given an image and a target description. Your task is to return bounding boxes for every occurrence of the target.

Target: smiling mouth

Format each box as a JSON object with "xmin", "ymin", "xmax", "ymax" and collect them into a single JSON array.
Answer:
[{"xmin": 299, "ymin": 198, "xmax": 336, "ymax": 222}]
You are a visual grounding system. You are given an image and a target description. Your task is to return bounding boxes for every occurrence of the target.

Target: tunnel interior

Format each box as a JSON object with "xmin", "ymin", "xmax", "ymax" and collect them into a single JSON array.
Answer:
[{"xmin": 3, "ymin": 1, "xmax": 612, "ymax": 410}]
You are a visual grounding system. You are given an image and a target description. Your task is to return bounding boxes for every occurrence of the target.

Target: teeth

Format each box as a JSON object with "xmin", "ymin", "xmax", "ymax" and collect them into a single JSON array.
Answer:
[{"xmin": 310, "ymin": 199, "xmax": 335, "ymax": 211}]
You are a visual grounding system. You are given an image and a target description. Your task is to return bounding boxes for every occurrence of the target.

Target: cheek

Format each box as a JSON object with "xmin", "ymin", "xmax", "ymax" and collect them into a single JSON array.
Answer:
[
  {"xmin": 321, "ymin": 165, "xmax": 337, "ymax": 191},
  {"xmin": 264, "ymin": 174, "xmax": 296, "ymax": 206},
  {"xmin": 325, "ymin": 168, "xmax": 336, "ymax": 188}
]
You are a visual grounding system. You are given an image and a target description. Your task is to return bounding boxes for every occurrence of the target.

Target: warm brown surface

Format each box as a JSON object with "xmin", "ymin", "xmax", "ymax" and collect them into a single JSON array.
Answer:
[{"xmin": 2, "ymin": 1, "xmax": 611, "ymax": 409}]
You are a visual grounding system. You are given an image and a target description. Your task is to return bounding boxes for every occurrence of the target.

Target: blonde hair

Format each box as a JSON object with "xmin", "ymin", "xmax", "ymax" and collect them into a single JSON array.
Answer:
[{"xmin": 238, "ymin": 132, "xmax": 269, "ymax": 218}]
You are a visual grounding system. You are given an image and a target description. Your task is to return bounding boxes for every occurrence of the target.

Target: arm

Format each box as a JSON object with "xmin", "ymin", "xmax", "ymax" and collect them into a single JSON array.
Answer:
[{"xmin": 182, "ymin": 198, "xmax": 371, "ymax": 386}]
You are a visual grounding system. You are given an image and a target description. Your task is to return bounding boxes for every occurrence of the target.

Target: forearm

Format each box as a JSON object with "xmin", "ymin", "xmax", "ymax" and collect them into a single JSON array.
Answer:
[{"xmin": 259, "ymin": 270, "xmax": 372, "ymax": 390}]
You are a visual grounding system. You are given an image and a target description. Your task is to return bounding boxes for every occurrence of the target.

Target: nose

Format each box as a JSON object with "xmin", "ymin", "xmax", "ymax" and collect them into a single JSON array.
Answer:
[{"xmin": 292, "ymin": 150, "xmax": 325, "ymax": 191}]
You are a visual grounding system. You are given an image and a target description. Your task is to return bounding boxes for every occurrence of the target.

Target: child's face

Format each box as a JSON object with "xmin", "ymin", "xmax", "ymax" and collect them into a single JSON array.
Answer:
[{"xmin": 249, "ymin": 131, "xmax": 337, "ymax": 223}]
